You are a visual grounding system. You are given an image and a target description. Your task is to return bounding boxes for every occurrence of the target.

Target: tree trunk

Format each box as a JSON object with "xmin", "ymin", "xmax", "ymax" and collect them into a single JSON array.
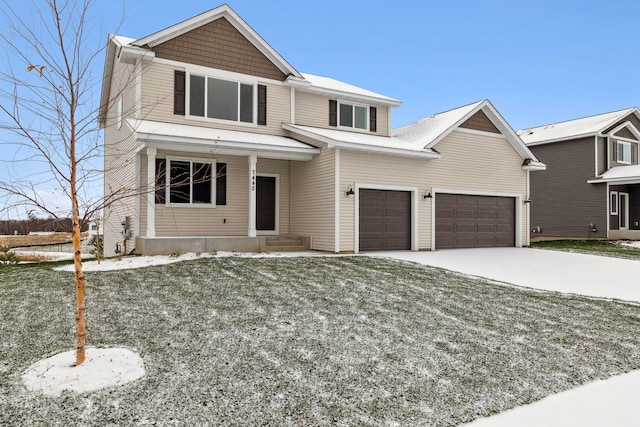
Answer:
[{"xmin": 72, "ymin": 189, "xmax": 86, "ymax": 366}]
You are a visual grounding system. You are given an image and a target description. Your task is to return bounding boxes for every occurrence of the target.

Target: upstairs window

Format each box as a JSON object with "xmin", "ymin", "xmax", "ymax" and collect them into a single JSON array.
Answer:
[
  {"xmin": 188, "ymin": 74, "xmax": 254, "ymax": 124},
  {"xmin": 617, "ymin": 141, "xmax": 632, "ymax": 164},
  {"xmin": 339, "ymin": 101, "xmax": 368, "ymax": 130}
]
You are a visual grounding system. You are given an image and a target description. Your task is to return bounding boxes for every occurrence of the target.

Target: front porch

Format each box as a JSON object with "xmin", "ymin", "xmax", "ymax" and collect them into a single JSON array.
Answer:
[{"xmin": 136, "ymin": 235, "xmax": 311, "ymax": 256}]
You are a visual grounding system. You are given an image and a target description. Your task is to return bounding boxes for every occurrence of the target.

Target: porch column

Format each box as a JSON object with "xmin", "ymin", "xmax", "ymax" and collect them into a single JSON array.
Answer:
[
  {"xmin": 248, "ymin": 154, "xmax": 257, "ymax": 237},
  {"xmin": 146, "ymin": 147, "xmax": 156, "ymax": 238}
]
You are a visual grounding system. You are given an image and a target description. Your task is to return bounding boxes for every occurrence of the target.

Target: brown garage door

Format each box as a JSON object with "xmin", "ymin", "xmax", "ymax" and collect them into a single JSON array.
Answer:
[
  {"xmin": 359, "ymin": 189, "xmax": 411, "ymax": 251},
  {"xmin": 435, "ymin": 194, "xmax": 515, "ymax": 249}
]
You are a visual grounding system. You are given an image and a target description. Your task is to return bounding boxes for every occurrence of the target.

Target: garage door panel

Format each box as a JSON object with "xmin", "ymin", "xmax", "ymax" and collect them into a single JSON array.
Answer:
[
  {"xmin": 436, "ymin": 194, "xmax": 515, "ymax": 249},
  {"xmin": 359, "ymin": 189, "xmax": 411, "ymax": 251}
]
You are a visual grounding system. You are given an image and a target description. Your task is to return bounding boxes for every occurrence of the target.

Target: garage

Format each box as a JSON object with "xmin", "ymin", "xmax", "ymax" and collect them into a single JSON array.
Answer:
[
  {"xmin": 359, "ymin": 189, "xmax": 411, "ymax": 251},
  {"xmin": 435, "ymin": 194, "xmax": 515, "ymax": 249}
]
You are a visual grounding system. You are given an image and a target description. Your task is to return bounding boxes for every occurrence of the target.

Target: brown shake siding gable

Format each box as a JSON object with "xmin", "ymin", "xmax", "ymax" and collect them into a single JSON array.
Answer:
[
  {"xmin": 152, "ymin": 18, "xmax": 286, "ymax": 81},
  {"xmin": 459, "ymin": 110, "xmax": 500, "ymax": 134},
  {"xmin": 603, "ymin": 113, "xmax": 640, "ymax": 135},
  {"xmin": 614, "ymin": 126, "xmax": 637, "ymax": 140}
]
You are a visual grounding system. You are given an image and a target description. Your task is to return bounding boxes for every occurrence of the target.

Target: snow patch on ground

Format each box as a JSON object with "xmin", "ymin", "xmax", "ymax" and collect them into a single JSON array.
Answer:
[
  {"xmin": 53, "ymin": 251, "xmax": 345, "ymax": 272},
  {"xmin": 617, "ymin": 240, "xmax": 640, "ymax": 249},
  {"xmin": 22, "ymin": 347, "xmax": 145, "ymax": 397}
]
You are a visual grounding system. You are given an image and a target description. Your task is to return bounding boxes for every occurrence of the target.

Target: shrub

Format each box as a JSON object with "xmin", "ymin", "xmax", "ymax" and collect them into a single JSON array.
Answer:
[{"xmin": 0, "ymin": 245, "xmax": 20, "ymax": 265}]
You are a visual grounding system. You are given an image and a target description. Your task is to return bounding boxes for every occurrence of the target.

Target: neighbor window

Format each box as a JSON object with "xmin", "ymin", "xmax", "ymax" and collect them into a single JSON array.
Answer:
[
  {"xmin": 617, "ymin": 141, "xmax": 631, "ymax": 164},
  {"xmin": 610, "ymin": 191, "xmax": 618, "ymax": 215},
  {"xmin": 189, "ymin": 74, "xmax": 254, "ymax": 124},
  {"xmin": 339, "ymin": 101, "xmax": 368, "ymax": 130}
]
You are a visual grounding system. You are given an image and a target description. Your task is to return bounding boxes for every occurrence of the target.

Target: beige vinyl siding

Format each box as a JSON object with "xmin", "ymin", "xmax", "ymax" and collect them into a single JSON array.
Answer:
[
  {"xmin": 140, "ymin": 61, "xmax": 290, "ymax": 135},
  {"xmin": 340, "ymin": 151, "xmax": 430, "ymax": 252},
  {"xmin": 426, "ymin": 130, "xmax": 529, "ymax": 247},
  {"xmin": 294, "ymin": 90, "xmax": 390, "ymax": 136},
  {"xmin": 103, "ymin": 59, "xmax": 143, "ymax": 257},
  {"xmin": 290, "ymin": 139, "xmax": 335, "ymax": 251}
]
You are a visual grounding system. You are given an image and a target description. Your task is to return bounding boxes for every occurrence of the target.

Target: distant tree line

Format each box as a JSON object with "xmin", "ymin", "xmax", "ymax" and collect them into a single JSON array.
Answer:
[{"xmin": 0, "ymin": 217, "xmax": 88, "ymax": 235}]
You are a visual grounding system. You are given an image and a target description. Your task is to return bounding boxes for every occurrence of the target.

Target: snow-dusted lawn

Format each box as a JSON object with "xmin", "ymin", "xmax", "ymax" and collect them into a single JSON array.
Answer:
[{"xmin": 1, "ymin": 256, "xmax": 639, "ymax": 425}]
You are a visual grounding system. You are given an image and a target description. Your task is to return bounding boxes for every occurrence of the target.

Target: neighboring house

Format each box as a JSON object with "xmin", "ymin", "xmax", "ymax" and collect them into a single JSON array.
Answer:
[
  {"xmin": 99, "ymin": 4, "xmax": 544, "ymax": 257},
  {"xmin": 519, "ymin": 107, "xmax": 640, "ymax": 240}
]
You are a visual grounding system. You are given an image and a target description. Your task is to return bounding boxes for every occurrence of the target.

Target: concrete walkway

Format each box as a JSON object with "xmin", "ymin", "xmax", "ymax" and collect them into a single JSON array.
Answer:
[{"xmin": 372, "ymin": 248, "xmax": 640, "ymax": 426}]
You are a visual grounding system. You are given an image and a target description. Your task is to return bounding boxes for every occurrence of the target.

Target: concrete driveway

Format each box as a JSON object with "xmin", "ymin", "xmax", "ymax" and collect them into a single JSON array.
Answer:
[
  {"xmin": 374, "ymin": 247, "xmax": 640, "ymax": 303},
  {"xmin": 371, "ymin": 247, "xmax": 640, "ymax": 427}
]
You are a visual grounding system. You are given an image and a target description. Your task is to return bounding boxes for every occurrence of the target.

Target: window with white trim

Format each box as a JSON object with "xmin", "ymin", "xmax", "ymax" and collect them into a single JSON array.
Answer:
[
  {"xmin": 188, "ymin": 74, "xmax": 254, "ymax": 124},
  {"xmin": 610, "ymin": 191, "xmax": 618, "ymax": 215},
  {"xmin": 339, "ymin": 101, "xmax": 369, "ymax": 130},
  {"xmin": 617, "ymin": 141, "xmax": 631, "ymax": 164},
  {"xmin": 155, "ymin": 158, "xmax": 214, "ymax": 205}
]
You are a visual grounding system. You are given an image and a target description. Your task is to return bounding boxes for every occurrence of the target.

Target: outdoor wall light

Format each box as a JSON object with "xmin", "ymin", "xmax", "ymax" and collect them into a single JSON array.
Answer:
[
  {"xmin": 346, "ymin": 186, "xmax": 355, "ymax": 196},
  {"xmin": 523, "ymin": 196, "xmax": 532, "ymax": 204},
  {"xmin": 423, "ymin": 191, "xmax": 432, "ymax": 199}
]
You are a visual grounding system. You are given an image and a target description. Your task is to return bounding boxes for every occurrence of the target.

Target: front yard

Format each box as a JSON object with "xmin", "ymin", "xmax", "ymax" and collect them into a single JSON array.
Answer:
[{"xmin": 1, "ymin": 255, "xmax": 639, "ymax": 426}]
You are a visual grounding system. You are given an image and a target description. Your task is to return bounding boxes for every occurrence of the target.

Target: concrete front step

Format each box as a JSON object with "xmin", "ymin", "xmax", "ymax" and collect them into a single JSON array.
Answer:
[{"xmin": 264, "ymin": 236, "xmax": 310, "ymax": 252}]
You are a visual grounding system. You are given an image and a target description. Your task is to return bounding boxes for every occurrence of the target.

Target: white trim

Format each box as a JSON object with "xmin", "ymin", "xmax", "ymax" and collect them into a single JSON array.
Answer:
[
  {"xmin": 334, "ymin": 149, "xmax": 341, "ymax": 253},
  {"xmin": 526, "ymin": 170, "xmax": 530, "ymax": 246},
  {"xmin": 116, "ymin": 96, "xmax": 123, "ymax": 129},
  {"xmin": 607, "ymin": 136, "xmax": 611, "ymax": 170},
  {"xmin": 430, "ymin": 188, "xmax": 523, "ymax": 250},
  {"xmin": 135, "ymin": 59, "xmax": 142, "ymax": 119},
  {"xmin": 290, "ymin": 87, "xmax": 296, "ymax": 124},
  {"xmin": 620, "ymin": 192, "xmax": 629, "ymax": 230},
  {"xmin": 610, "ymin": 191, "xmax": 619, "ymax": 215},
  {"xmin": 616, "ymin": 140, "xmax": 632, "ymax": 164},
  {"xmin": 606, "ymin": 183, "xmax": 611, "ymax": 239},
  {"xmin": 185, "ymin": 70, "xmax": 258, "ymax": 126},
  {"xmin": 256, "ymin": 173, "xmax": 279, "ymax": 235},
  {"xmin": 286, "ymin": 77, "xmax": 402, "ymax": 107},
  {"xmin": 146, "ymin": 147, "xmax": 157, "ymax": 238},
  {"xmin": 353, "ymin": 183, "xmax": 419, "ymax": 254},
  {"xmin": 248, "ymin": 155, "xmax": 257, "ymax": 237},
  {"xmin": 153, "ymin": 57, "xmax": 286, "ymax": 86},
  {"xmin": 609, "ymin": 121, "xmax": 640, "ymax": 141},
  {"xmin": 454, "ymin": 127, "xmax": 509, "ymax": 139},
  {"xmin": 337, "ymin": 99, "xmax": 370, "ymax": 132},
  {"xmin": 594, "ymin": 135, "xmax": 598, "ymax": 177},
  {"xmin": 162, "ymin": 156, "xmax": 216, "ymax": 208}
]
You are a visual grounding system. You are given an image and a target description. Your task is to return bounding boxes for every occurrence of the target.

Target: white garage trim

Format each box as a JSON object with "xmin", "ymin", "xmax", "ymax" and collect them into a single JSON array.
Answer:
[
  {"xmin": 354, "ymin": 183, "xmax": 419, "ymax": 253},
  {"xmin": 431, "ymin": 188, "xmax": 523, "ymax": 251}
]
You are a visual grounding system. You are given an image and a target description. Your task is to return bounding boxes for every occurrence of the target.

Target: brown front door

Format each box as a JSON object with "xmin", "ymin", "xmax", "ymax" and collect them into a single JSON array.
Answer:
[
  {"xmin": 256, "ymin": 176, "xmax": 276, "ymax": 231},
  {"xmin": 359, "ymin": 189, "xmax": 411, "ymax": 251},
  {"xmin": 435, "ymin": 194, "xmax": 515, "ymax": 249}
]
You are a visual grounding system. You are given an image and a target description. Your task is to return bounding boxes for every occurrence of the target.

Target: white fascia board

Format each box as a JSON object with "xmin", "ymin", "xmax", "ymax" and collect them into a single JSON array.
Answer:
[
  {"xmin": 140, "ymin": 137, "xmax": 318, "ymax": 161},
  {"xmin": 131, "ymin": 5, "xmax": 301, "ymax": 78},
  {"xmin": 587, "ymin": 176, "xmax": 640, "ymax": 185},
  {"xmin": 609, "ymin": 121, "xmax": 640, "ymax": 140},
  {"xmin": 524, "ymin": 132, "xmax": 600, "ymax": 146},
  {"xmin": 522, "ymin": 162, "xmax": 546, "ymax": 171},
  {"xmin": 98, "ymin": 38, "xmax": 117, "ymax": 128},
  {"xmin": 118, "ymin": 45, "xmax": 155, "ymax": 65},
  {"xmin": 294, "ymin": 84, "xmax": 402, "ymax": 107}
]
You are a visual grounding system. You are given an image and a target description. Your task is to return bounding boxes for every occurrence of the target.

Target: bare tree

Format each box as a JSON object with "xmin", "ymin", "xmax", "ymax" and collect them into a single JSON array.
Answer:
[{"xmin": 0, "ymin": 0, "xmax": 123, "ymax": 366}]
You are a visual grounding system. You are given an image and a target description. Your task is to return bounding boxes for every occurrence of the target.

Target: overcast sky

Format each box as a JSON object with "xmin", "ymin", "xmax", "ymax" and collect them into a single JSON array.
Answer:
[{"xmin": 1, "ymin": 0, "xmax": 639, "ymax": 217}]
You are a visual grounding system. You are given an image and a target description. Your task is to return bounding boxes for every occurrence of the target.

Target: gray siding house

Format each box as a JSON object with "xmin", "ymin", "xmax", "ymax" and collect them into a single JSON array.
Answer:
[{"xmin": 520, "ymin": 108, "xmax": 640, "ymax": 240}]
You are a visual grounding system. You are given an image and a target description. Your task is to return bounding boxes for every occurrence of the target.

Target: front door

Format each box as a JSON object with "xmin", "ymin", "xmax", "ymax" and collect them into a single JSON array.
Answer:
[
  {"xmin": 256, "ymin": 175, "xmax": 276, "ymax": 231},
  {"xmin": 620, "ymin": 192, "xmax": 629, "ymax": 230}
]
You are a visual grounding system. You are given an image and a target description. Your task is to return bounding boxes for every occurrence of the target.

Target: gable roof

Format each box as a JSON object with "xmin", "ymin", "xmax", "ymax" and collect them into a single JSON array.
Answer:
[
  {"xmin": 132, "ymin": 4, "xmax": 301, "ymax": 79},
  {"xmin": 518, "ymin": 107, "xmax": 640, "ymax": 146},
  {"xmin": 392, "ymin": 100, "xmax": 544, "ymax": 168}
]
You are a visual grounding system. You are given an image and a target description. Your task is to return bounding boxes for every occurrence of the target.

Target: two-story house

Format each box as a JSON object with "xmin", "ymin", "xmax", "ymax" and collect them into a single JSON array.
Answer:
[
  {"xmin": 99, "ymin": 4, "xmax": 544, "ymax": 257},
  {"xmin": 520, "ymin": 107, "xmax": 640, "ymax": 241}
]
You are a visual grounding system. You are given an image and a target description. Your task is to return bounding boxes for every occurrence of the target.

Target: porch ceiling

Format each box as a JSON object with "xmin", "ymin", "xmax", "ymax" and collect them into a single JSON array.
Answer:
[{"xmin": 129, "ymin": 119, "xmax": 320, "ymax": 161}]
